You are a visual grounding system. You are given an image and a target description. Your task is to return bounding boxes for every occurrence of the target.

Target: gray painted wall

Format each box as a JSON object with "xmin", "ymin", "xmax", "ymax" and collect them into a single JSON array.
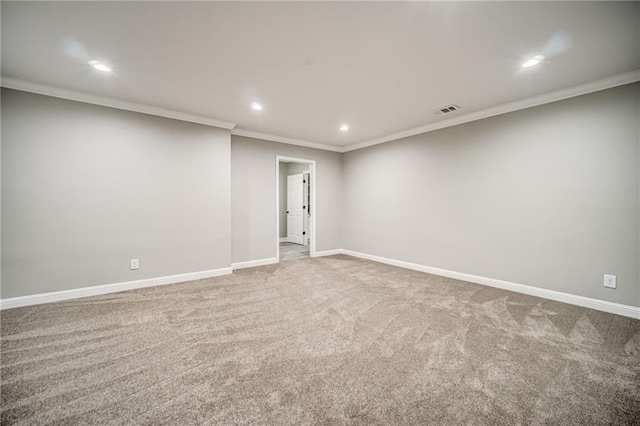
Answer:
[
  {"xmin": 232, "ymin": 136, "xmax": 342, "ymax": 263},
  {"xmin": 287, "ymin": 163, "xmax": 310, "ymax": 175},
  {"xmin": 1, "ymin": 89, "xmax": 232, "ymax": 298},
  {"xmin": 2, "ymin": 84, "xmax": 638, "ymax": 309},
  {"xmin": 343, "ymin": 83, "xmax": 640, "ymax": 307},
  {"xmin": 279, "ymin": 162, "xmax": 310, "ymax": 238}
]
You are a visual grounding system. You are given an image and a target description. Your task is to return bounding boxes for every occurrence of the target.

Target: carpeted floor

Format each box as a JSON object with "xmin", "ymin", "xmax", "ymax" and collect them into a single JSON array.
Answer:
[{"xmin": 1, "ymin": 255, "xmax": 639, "ymax": 425}]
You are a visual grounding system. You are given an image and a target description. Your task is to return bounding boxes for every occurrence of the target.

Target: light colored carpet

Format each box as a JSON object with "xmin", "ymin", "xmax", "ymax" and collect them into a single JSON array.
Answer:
[{"xmin": 1, "ymin": 255, "xmax": 639, "ymax": 425}]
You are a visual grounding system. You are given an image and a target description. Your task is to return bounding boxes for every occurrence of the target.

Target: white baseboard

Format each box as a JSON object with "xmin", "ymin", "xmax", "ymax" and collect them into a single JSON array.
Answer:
[
  {"xmin": 0, "ymin": 267, "xmax": 233, "ymax": 310},
  {"xmin": 279, "ymin": 237, "xmax": 287, "ymax": 243},
  {"xmin": 312, "ymin": 249, "xmax": 345, "ymax": 257},
  {"xmin": 341, "ymin": 249, "xmax": 640, "ymax": 319},
  {"xmin": 232, "ymin": 257, "xmax": 279, "ymax": 270},
  {"xmin": 5, "ymin": 251, "xmax": 636, "ymax": 319}
]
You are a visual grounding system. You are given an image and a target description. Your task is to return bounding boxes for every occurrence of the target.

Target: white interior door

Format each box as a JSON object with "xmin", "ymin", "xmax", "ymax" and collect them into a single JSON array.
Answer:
[{"xmin": 287, "ymin": 174, "xmax": 304, "ymax": 245}]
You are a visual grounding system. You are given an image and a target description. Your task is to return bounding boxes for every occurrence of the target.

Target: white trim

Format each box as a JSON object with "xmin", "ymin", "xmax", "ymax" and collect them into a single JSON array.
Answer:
[
  {"xmin": 279, "ymin": 237, "xmax": 288, "ymax": 243},
  {"xmin": 0, "ymin": 77, "xmax": 237, "ymax": 130},
  {"xmin": 0, "ymin": 267, "xmax": 233, "ymax": 310},
  {"xmin": 343, "ymin": 70, "xmax": 640, "ymax": 152},
  {"xmin": 276, "ymin": 156, "xmax": 317, "ymax": 262},
  {"xmin": 232, "ymin": 257, "xmax": 279, "ymax": 270},
  {"xmin": 340, "ymin": 249, "xmax": 640, "ymax": 319},
  {"xmin": 312, "ymin": 249, "xmax": 344, "ymax": 257},
  {"xmin": 233, "ymin": 128, "xmax": 342, "ymax": 153},
  {"xmin": 5, "ymin": 71, "xmax": 637, "ymax": 154}
]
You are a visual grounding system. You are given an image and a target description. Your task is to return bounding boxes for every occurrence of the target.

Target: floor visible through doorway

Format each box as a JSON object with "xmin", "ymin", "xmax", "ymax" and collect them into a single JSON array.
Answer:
[{"xmin": 280, "ymin": 242, "xmax": 309, "ymax": 260}]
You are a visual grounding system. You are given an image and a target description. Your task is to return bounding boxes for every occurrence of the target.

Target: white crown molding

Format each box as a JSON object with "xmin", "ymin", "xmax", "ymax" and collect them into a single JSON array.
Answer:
[
  {"xmin": 339, "ymin": 249, "xmax": 640, "ymax": 319},
  {"xmin": 0, "ymin": 76, "xmax": 237, "ymax": 130},
  {"xmin": 343, "ymin": 69, "xmax": 640, "ymax": 152},
  {"xmin": 4, "ymin": 70, "xmax": 638, "ymax": 153},
  {"xmin": 232, "ymin": 128, "xmax": 344, "ymax": 153},
  {"xmin": 0, "ymin": 267, "xmax": 232, "ymax": 310}
]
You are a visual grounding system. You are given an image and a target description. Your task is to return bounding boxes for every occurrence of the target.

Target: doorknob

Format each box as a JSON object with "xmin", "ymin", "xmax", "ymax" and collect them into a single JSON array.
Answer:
[{"xmin": 286, "ymin": 211, "xmax": 289, "ymax": 214}]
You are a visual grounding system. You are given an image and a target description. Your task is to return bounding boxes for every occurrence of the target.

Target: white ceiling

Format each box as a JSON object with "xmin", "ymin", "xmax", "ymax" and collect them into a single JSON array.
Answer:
[{"xmin": 2, "ymin": 2, "xmax": 639, "ymax": 150}]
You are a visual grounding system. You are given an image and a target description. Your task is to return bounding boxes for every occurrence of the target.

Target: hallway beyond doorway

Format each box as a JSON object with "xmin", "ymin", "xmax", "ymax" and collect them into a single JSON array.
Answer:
[{"xmin": 279, "ymin": 242, "xmax": 309, "ymax": 261}]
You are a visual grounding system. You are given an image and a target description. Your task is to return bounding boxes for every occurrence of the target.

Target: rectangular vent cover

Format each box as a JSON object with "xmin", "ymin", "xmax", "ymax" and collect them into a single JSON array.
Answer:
[{"xmin": 434, "ymin": 104, "xmax": 461, "ymax": 115}]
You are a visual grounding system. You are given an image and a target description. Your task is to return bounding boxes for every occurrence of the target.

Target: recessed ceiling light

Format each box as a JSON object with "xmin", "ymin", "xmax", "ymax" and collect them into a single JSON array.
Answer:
[
  {"xmin": 522, "ymin": 55, "xmax": 544, "ymax": 68},
  {"xmin": 88, "ymin": 60, "xmax": 112, "ymax": 72},
  {"xmin": 340, "ymin": 124, "xmax": 349, "ymax": 132},
  {"xmin": 251, "ymin": 102, "xmax": 263, "ymax": 111}
]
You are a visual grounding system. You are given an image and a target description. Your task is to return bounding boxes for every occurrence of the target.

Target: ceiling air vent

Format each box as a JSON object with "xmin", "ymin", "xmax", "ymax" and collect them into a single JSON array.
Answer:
[{"xmin": 434, "ymin": 104, "xmax": 461, "ymax": 116}]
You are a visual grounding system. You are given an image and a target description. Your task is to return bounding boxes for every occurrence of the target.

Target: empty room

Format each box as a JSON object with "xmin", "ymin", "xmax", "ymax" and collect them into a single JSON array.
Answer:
[{"xmin": 1, "ymin": 1, "xmax": 639, "ymax": 424}]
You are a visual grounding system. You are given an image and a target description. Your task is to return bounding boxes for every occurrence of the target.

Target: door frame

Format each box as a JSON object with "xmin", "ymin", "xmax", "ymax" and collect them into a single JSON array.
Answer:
[{"xmin": 276, "ymin": 156, "xmax": 317, "ymax": 260}]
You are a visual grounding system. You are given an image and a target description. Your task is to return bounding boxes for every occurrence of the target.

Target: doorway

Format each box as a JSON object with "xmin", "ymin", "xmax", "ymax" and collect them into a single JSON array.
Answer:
[{"xmin": 276, "ymin": 156, "xmax": 316, "ymax": 261}]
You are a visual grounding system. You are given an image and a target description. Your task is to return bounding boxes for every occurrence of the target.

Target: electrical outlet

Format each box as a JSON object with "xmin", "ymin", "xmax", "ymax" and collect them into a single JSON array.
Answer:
[
  {"xmin": 603, "ymin": 274, "xmax": 616, "ymax": 289},
  {"xmin": 130, "ymin": 259, "xmax": 139, "ymax": 270}
]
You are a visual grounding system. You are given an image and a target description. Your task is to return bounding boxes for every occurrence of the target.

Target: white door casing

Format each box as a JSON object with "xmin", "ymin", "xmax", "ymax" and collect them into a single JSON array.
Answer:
[
  {"xmin": 287, "ymin": 174, "xmax": 304, "ymax": 245},
  {"xmin": 276, "ymin": 156, "xmax": 316, "ymax": 260},
  {"xmin": 302, "ymin": 171, "xmax": 310, "ymax": 246}
]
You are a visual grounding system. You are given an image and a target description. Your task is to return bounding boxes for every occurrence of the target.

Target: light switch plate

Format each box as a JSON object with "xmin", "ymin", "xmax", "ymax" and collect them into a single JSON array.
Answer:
[{"xmin": 603, "ymin": 274, "xmax": 616, "ymax": 289}]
